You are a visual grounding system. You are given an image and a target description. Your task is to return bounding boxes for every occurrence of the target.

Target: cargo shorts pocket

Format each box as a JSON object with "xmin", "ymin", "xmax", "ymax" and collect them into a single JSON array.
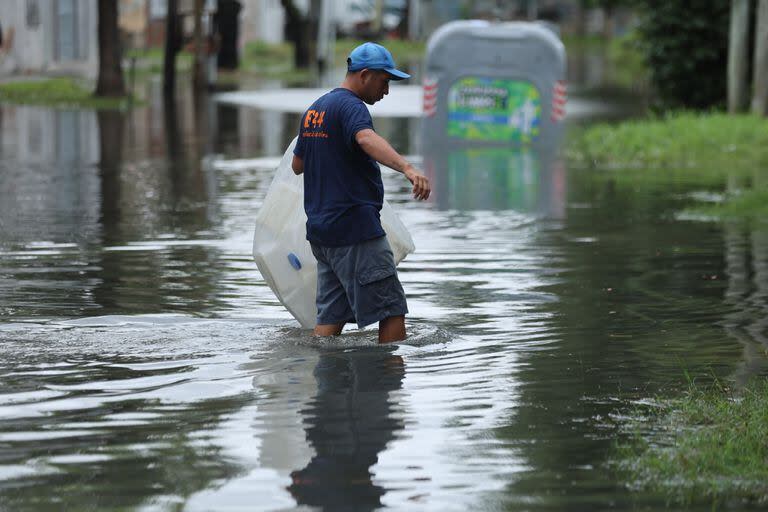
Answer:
[{"xmin": 358, "ymin": 265, "xmax": 398, "ymax": 305}]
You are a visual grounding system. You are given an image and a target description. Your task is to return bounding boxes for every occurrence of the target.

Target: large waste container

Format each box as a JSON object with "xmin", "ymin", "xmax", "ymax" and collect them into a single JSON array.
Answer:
[
  {"xmin": 420, "ymin": 20, "xmax": 567, "ymax": 215},
  {"xmin": 420, "ymin": 20, "xmax": 566, "ymax": 150}
]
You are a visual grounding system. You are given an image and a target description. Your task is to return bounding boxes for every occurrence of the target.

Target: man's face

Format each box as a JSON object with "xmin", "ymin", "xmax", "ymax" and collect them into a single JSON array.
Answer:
[{"xmin": 361, "ymin": 70, "xmax": 391, "ymax": 105}]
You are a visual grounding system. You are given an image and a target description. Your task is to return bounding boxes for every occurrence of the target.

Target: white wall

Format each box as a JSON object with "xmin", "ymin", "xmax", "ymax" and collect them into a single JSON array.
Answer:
[
  {"xmin": 0, "ymin": 0, "xmax": 32, "ymax": 73},
  {"xmin": 0, "ymin": 0, "xmax": 98, "ymax": 78}
]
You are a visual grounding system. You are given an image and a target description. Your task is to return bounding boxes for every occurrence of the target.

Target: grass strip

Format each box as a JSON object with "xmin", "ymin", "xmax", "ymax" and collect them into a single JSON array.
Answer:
[
  {"xmin": 241, "ymin": 41, "xmax": 294, "ymax": 71},
  {"xmin": 125, "ymin": 48, "xmax": 193, "ymax": 75},
  {"xmin": 0, "ymin": 78, "xmax": 133, "ymax": 109},
  {"xmin": 615, "ymin": 378, "xmax": 768, "ymax": 506},
  {"xmin": 567, "ymin": 113, "xmax": 768, "ymax": 172}
]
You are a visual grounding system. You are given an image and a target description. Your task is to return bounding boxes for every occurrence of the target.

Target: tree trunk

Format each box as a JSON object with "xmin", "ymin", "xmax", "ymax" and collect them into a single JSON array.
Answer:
[
  {"xmin": 753, "ymin": 0, "xmax": 768, "ymax": 115},
  {"xmin": 95, "ymin": 0, "xmax": 126, "ymax": 97},
  {"xmin": 163, "ymin": 0, "xmax": 180, "ymax": 98},
  {"xmin": 216, "ymin": 0, "xmax": 242, "ymax": 70},
  {"xmin": 728, "ymin": 0, "xmax": 751, "ymax": 113},
  {"xmin": 282, "ymin": 0, "xmax": 310, "ymax": 69},
  {"xmin": 192, "ymin": 0, "xmax": 207, "ymax": 91}
]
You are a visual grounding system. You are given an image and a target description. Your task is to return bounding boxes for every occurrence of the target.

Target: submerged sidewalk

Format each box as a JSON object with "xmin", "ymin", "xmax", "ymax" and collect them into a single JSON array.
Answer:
[{"xmin": 215, "ymin": 85, "xmax": 614, "ymax": 119}]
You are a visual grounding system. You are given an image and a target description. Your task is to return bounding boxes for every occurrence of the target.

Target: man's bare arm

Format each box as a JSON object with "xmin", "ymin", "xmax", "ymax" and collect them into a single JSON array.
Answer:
[
  {"xmin": 355, "ymin": 128, "xmax": 430, "ymax": 200},
  {"xmin": 292, "ymin": 155, "xmax": 304, "ymax": 175}
]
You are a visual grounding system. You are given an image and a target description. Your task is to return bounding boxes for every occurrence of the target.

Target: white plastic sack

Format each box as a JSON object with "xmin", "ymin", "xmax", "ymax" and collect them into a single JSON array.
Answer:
[{"xmin": 252, "ymin": 137, "xmax": 415, "ymax": 328}]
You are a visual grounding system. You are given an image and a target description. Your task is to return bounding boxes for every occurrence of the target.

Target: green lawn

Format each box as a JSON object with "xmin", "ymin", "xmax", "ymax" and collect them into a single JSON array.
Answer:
[
  {"xmin": 0, "ymin": 78, "xmax": 133, "ymax": 109},
  {"xmin": 125, "ymin": 47, "xmax": 193, "ymax": 75}
]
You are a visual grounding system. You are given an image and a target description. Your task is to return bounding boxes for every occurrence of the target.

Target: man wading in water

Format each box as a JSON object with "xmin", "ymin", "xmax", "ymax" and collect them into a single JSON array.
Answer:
[{"xmin": 291, "ymin": 42, "xmax": 430, "ymax": 343}]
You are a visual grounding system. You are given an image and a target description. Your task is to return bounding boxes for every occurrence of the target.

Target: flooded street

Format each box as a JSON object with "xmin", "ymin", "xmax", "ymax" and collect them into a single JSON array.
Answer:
[{"xmin": 1, "ymin": 69, "xmax": 767, "ymax": 510}]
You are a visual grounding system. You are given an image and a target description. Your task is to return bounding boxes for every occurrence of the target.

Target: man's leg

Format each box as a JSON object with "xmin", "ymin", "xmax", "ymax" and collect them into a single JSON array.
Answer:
[
  {"xmin": 312, "ymin": 243, "xmax": 353, "ymax": 336},
  {"xmin": 378, "ymin": 315, "xmax": 405, "ymax": 343},
  {"xmin": 314, "ymin": 323, "xmax": 345, "ymax": 336},
  {"xmin": 346, "ymin": 237, "xmax": 408, "ymax": 343}
]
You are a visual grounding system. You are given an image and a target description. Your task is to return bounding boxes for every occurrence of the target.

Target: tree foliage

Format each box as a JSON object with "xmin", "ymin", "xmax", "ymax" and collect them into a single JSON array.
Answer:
[{"xmin": 634, "ymin": 0, "xmax": 730, "ymax": 110}]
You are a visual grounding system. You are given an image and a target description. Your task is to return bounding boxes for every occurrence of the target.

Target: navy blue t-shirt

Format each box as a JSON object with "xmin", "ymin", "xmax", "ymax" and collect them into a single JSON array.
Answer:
[{"xmin": 294, "ymin": 88, "xmax": 385, "ymax": 247}]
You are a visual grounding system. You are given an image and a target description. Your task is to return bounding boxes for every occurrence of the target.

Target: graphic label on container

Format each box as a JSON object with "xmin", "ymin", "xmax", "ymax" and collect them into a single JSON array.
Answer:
[{"xmin": 447, "ymin": 77, "xmax": 541, "ymax": 143}]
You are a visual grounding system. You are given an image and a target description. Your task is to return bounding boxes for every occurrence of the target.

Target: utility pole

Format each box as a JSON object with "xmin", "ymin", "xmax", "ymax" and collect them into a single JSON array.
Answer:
[
  {"xmin": 728, "ymin": 0, "xmax": 751, "ymax": 113},
  {"xmin": 753, "ymin": 0, "xmax": 768, "ymax": 115}
]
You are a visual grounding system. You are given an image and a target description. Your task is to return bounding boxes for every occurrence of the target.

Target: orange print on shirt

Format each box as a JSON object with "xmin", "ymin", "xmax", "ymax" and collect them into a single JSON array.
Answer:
[{"xmin": 304, "ymin": 110, "xmax": 326, "ymax": 128}]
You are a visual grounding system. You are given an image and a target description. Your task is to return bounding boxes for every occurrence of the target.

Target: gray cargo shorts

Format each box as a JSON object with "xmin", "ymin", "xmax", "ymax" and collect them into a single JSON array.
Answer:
[{"xmin": 310, "ymin": 235, "xmax": 408, "ymax": 328}]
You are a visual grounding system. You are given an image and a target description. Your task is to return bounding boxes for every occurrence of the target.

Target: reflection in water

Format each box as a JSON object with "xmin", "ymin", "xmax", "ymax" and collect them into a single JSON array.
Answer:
[
  {"xmin": 0, "ymin": 90, "xmax": 226, "ymax": 318},
  {"xmin": 484, "ymin": 176, "xmax": 757, "ymax": 509},
  {"xmin": 0, "ymin": 107, "xmax": 100, "ymax": 246},
  {"xmin": 723, "ymin": 222, "xmax": 768, "ymax": 385},
  {"xmin": 423, "ymin": 147, "xmax": 566, "ymax": 217},
  {"xmin": 289, "ymin": 347, "xmax": 405, "ymax": 510},
  {"xmin": 98, "ymin": 109, "xmax": 127, "ymax": 242},
  {"xmin": 215, "ymin": 103, "xmax": 241, "ymax": 154}
]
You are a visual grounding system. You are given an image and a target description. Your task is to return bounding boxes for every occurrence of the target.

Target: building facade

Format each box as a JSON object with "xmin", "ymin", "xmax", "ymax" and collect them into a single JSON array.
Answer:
[{"xmin": 0, "ymin": 0, "xmax": 98, "ymax": 78}]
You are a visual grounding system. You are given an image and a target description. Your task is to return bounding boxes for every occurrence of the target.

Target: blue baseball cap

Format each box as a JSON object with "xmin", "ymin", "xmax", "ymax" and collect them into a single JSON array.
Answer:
[{"xmin": 347, "ymin": 42, "xmax": 411, "ymax": 80}]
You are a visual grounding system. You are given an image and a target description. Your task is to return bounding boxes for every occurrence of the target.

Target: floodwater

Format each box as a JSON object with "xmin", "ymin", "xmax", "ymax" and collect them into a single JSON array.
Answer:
[{"xmin": 1, "ymin": 65, "xmax": 767, "ymax": 511}]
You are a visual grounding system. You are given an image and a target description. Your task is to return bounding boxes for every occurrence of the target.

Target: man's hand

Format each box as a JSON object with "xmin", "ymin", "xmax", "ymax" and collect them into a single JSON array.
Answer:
[{"xmin": 403, "ymin": 164, "xmax": 430, "ymax": 201}]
